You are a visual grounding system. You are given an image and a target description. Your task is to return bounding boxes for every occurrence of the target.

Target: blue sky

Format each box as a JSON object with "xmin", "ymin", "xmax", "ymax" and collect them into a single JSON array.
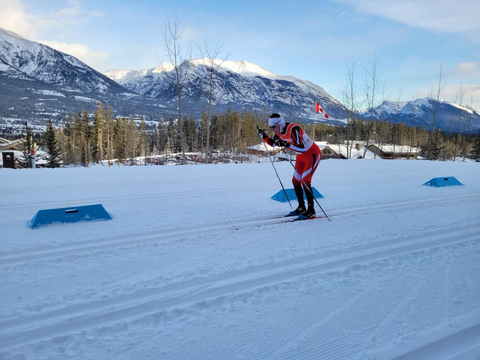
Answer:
[{"xmin": 2, "ymin": 0, "xmax": 480, "ymax": 109}]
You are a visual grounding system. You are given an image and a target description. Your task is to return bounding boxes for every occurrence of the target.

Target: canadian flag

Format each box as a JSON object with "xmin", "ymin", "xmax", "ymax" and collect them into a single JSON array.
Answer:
[{"xmin": 315, "ymin": 101, "xmax": 329, "ymax": 119}]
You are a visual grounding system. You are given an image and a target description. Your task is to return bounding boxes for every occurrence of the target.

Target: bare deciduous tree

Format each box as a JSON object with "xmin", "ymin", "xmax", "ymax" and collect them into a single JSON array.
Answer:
[
  {"xmin": 195, "ymin": 39, "xmax": 231, "ymax": 163},
  {"xmin": 453, "ymin": 83, "xmax": 467, "ymax": 160},
  {"xmin": 161, "ymin": 13, "xmax": 192, "ymax": 164},
  {"xmin": 362, "ymin": 54, "xmax": 382, "ymax": 157},
  {"xmin": 426, "ymin": 63, "xmax": 447, "ymax": 160},
  {"xmin": 463, "ymin": 96, "xmax": 475, "ymax": 161},
  {"xmin": 341, "ymin": 56, "xmax": 362, "ymax": 158}
]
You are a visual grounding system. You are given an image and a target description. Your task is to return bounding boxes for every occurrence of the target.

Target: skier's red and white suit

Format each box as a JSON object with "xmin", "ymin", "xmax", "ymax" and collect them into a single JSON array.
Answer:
[{"xmin": 264, "ymin": 122, "xmax": 321, "ymax": 206}]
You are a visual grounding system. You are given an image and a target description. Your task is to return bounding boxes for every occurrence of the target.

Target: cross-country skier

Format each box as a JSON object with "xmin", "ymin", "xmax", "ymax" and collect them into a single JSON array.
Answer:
[{"xmin": 258, "ymin": 113, "xmax": 321, "ymax": 219}]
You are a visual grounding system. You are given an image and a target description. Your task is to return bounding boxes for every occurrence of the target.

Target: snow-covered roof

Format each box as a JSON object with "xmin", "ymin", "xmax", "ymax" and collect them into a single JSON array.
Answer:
[
  {"xmin": 324, "ymin": 143, "xmax": 377, "ymax": 159},
  {"xmin": 247, "ymin": 143, "xmax": 281, "ymax": 152},
  {"xmin": 368, "ymin": 144, "xmax": 420, "ymax": 154},
  {"xmin": 0, "ymin": 138, "xmax": 25, "ymax": 150}
]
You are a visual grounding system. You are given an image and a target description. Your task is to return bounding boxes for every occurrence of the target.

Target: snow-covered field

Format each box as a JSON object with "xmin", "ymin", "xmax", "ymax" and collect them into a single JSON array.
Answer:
[{"xmin": 1, "ymin": 159, "xmax": 480, "ymax": 360}]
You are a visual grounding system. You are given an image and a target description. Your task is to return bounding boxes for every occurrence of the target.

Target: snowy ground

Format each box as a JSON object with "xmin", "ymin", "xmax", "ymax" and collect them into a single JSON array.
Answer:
[{"xmin": 1, "ymin": 159, "xmax": 480, "ymax": 360}]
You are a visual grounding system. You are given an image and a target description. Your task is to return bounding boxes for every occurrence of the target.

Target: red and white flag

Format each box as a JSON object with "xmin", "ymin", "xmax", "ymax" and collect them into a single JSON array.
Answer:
[{"xmin": 315, "ymin": 101, "xmax": 329, "ymax": 119}]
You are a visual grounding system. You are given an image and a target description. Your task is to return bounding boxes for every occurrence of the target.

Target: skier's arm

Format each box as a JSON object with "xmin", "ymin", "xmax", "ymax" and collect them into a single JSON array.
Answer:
[
  {"xmin": 257, "ymin": 127, "xmax": 289, "ymax": 148},
  {"xmin": 288, "ymin": 126, "xmax": 306, "ymax": 152},
  {"xmin": 266, "ymin": 135, "xmax": 290, "ymax": 148},
  {"xmin": 263, "ymin": 135, "xmax": 275, "ymax": 147},
  {"xmin": 258, "ymin": 127, "xmax": 275, "ymax": 147}
]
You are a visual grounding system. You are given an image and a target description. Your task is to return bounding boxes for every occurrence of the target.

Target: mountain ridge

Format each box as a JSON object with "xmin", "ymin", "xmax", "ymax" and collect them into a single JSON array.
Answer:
[
  {"xmin": 362, "ymin": 98, "xmax": 480, "ymax": 133},
  {"xmin": 0, "ymin": 27, "xmax": 174, "ymax": 134},
  {"xmin": 102, "ymin": 58, "xmax": 347, "ymax": 123},
  {"xmin": 0, "ymin": 27, "xmax": 478, "ymax": 135}
]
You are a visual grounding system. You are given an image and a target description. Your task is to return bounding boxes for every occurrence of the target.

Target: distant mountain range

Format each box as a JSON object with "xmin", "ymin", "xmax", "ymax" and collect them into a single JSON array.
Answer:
[
  {"xmin": 103, "ymin": 59, "xmax": 346, "ymax": 124},
  {"xmin": 0, "ymin": 27, "xmax": 169, "ymax": 133},
  {"xmin": 361, "ymin": 98, "xmax": 480, "ymax": 134},
  {"xmin": 1, "ymin": 27, "xmax": 479, "ymax": 135}
]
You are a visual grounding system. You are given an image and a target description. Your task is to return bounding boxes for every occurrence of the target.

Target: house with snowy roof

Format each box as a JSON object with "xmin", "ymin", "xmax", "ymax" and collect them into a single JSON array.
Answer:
[
  {"xmin": 246, "ymin": 143, "xmax": 283, "ymax": 156},
  {"xmin": 367, "ymin": 144, "xmax": 420, "ymax": 159},
  {"xmin": 320, "ymin": 142, "xmax": 377, "ymax": 159},
  {"xmin": 0, "ymin": 137, "xmax": 25, "ymax": 151}
]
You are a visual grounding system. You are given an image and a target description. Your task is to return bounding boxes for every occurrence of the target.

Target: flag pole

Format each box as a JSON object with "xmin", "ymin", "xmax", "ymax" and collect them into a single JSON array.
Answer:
[
  {"xmin": 314, "ymin": 101, "xmax": 329, "ymax": 142},
  {"xmin": 313, "ymin": 116, "xmax": 316, "ymax": 142}
]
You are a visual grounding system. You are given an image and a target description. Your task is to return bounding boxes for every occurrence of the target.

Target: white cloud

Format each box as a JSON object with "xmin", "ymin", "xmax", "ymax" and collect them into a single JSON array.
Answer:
[
  {"xmin": 0, "ymin": 0, "xmax": 37, "ymax": 38},
  {"xmin": 335, "ymin": 0, "xmax": 480, "ymax": 42},
  {"xmin": 34, "ymin": 0, "xmax": 98, "ymax": 30},
  {"xmin": 182, "ymin": 27, "xmax": 203, "ymax": 42},
  {"xmin": 89, "ymin": 10, "xmax": 104, "ymax": 18},
  {"xmin": 456, "ymin": 62, "xmax": 480, "ymax": 77},
  {"xmin": 442, "ymin": 84, "xmax": 480, "ymax": 108},
  {"xmin": 0, "ymin": 0, "xmax": 99, "ymax": 37},
  {"xmin": 0, "ymin": 0, "xmax": 108, "ymax": 68},
  {"xmin": 39, "ymin": 40, "xmax": 109, "ymax": 68}
]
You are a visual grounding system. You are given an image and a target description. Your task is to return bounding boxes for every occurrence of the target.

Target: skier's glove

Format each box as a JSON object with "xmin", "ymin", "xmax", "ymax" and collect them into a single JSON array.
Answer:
[
  {"xmin": 274, "ymin": 138, "xmax": 289, "ymax": 148},
  {"xmin": 257, "ymin": 128, "xmax": 267, "ymax": 140}
]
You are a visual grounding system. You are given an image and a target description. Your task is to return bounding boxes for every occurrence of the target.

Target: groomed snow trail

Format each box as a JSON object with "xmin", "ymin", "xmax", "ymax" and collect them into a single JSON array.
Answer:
[{"xmin": 1, "ymin": 160, "xmax": 479, "ymax": 360}]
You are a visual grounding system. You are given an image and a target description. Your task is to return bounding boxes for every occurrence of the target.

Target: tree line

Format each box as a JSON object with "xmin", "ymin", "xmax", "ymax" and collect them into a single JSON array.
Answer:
[
  {"xmin": 32, "ymin": 103, "xmax": 272, "ymax": 167},
  {"xmin": 17, "ymin": 101, "xmax": 480, "ymax": 168}
]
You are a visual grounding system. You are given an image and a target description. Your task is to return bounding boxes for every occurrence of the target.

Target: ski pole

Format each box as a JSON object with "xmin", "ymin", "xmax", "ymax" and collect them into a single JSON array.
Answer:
[
  {"xmin": 286, "ymin": 155, "xmax": 331, "ymax": 221},
  {"xmin": 257, "ymin": 126, "xmax": 293, "ymax": 209}
]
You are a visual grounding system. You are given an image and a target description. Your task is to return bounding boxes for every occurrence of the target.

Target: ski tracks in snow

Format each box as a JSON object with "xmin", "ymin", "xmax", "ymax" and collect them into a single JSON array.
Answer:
[
  {"xmin": 1, "ymin": 192, "xmax": 480, "ymax": 359},
  {"xmin": 1, "ymin": 220, "xmax": 480, "ymax": 358},
  {"xmin": 1, "ymin": 191, "xmax": 478, "ymax": 266}
]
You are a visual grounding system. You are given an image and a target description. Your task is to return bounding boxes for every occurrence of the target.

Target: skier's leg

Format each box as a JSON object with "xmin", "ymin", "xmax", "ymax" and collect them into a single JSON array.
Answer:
[
  {"xmin": 291, "ymin": 157, "xmax": 306, "ymax": 214},
  {"xmin": 292, "ymin": 178, "xmax": 305, "ymax": 210},
  {"xmin": 300, "ymin": 152, "xmax": 321, "ymax": 218}
]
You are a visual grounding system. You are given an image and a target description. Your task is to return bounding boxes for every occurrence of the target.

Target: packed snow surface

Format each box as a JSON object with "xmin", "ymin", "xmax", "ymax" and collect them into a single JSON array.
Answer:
[{"xmin": 1, "ymin": 159, "xmax": 480, "ymax": 360}]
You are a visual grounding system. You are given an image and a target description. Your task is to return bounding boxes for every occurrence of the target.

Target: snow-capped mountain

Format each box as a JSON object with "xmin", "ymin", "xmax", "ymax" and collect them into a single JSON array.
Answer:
[
  {"xmin": 0, "ymin": 27, "xmax": 168, "ymax": 133},
  {"xmin": 0, "ymin": 27, "xmax": 125, "ymax": 94},
  {"xmin": 1, "ymin": 26, "xmax": 477, "ymax": 135},
  {"xmin": 104, "ymin": 59, "xmax": 347, "ymax": 123},
  {"xmin": 362, "ymin": 98, "xmax": 480, "ymax": 133}
]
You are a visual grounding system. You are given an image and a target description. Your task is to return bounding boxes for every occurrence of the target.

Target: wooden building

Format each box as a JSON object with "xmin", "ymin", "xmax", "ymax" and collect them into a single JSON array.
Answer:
[{"xmin": 366, "ymin": 144, "xmax": 420, "ymax": 159}]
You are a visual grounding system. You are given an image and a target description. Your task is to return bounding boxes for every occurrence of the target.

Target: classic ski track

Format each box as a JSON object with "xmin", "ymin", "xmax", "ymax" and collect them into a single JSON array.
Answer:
[
  {"xmin": 1, "ymin": 191, "xmax": 479, "ymax": 266},
  {"xmin": 394, "ymin": 323, "xmax": 480, "ymax": 360},
  {"xmin": 1, "ymin": 223, "xmax": 479, "ymax": 351},
  {"xmin": 263, "ymin": 280, "xmax": 384, "ymax": 360},
  {"xmin": 0, "ymin": 185, "xmax": 270, "ymax": 211},
  {"xmin": 0, "ymin": 216, "xmax": 300, "ymax": 265}
]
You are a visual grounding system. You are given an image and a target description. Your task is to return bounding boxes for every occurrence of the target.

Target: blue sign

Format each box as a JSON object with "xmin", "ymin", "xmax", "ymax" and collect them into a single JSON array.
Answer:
[
  {"xmin": 423, "ymin": 177, "xmax": 463, "ymax": 187},
  {"xmin": 271, "ymin": 187, "xmax": 324, "ymax": 203},
  {"xmin": 30, "ymin": 204, "xmax": 113, "ymax": 229}
]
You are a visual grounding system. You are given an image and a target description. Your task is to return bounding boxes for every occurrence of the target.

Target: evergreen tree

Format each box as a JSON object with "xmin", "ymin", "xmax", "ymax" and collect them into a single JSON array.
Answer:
[
  {"xmin": 20, "ymin": 122, "xmax": 33, "ymax": 168},
  {"xmin": 104, "ymin": 105, "xmax": 115, "ymax": 163},
  {"xmin": 198, "ymin": 111, "xmax": 208, "ymax": 153},
  {"xmin": 155, "ymin": 117, "xmax": 167, "ymax": 154},
  {"xmin": 166, "ymin": 118, "xmax": 175, "ymax": 155},
  {"xmin": 126, "ymin": 116, "xmax": 137, "ymax": 160},
  {"xmin": 423, "ymin": 128, "xmax": 445, "ymax": 160},
  {"xmin": 470, "ymin": 132, "xmax": 480, "ymax": 161},
  {"xmin": 92, "ymin": 102, "xmax": 106, "ymax": 163},
  {"xmin": 80, "ymin": 109, "xmax": 92, "ymax": 166},
  {"xmin": 139, "ymin": 117, "xmax": 147, "ymax": 160},
  {"xmin": 209, "ymin": 114, "xmax": 219, "ymax": 160},
  {"xmin": 114, "ymin": 118, "xmax": 127, "ymax": 162},
  {"xmin": 56, "ymin": 127, "xmax": 68, "ymax": 165},
  {"xmin": 63, "ymin": 119, "xmax": 76, "ymax": 165},
  {"xmin": 67, "ymin": 110, "xmax": 83, "ymax": 165},
  {"xmin": 186, "ymin": 116, "xmax": 196, "ymax": 152},
  {"xmin": 45, "ymin": 119, "xmax": 61, "ymax": 168}
]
